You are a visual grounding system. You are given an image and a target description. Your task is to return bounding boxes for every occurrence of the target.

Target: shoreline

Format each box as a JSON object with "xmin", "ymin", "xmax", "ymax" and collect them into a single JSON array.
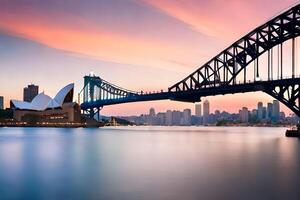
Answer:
[{"xmin": 0, "ymin": 124, "xmax": 293, "ymax": 128}]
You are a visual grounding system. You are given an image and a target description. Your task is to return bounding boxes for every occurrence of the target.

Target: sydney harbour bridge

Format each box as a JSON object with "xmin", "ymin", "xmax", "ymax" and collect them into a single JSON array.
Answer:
[{"xmin": 80, "ymin": 4, "xmax": 300, "ymax": 119}]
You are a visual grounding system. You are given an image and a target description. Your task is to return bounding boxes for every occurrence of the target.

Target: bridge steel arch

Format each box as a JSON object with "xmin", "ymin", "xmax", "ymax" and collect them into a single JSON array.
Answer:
[
  {"xmin": 168, "ymin": 4, "xmax": 300, "ymax": 116},
  {"xmin": 169, "ymin": 4, "xmax": 300, "ymax": 92},
  {"xmin": 81, "ymin": 4, "xmax": 300, "ymax": 118}
]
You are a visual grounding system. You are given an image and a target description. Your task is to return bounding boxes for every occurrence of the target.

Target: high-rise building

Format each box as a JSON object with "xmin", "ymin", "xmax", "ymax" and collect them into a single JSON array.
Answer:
[
  {"xmin": 156, "ymin": 112, "xmax": 166, "ymax": 125},
  {"xmin": 279, "ymin": 112, "xmax": 285, "ymax": 120},
  {"xmin": 149, "ymin": 108, "xmax": 155, "ymax": 117},
  {"xmin": 267, "ymin": 103, "xmax": 273, "ymax": 119},
  {"xmin": 23, "ymin": 84, "xmax": 39, "ymax": 102},
  {"xmin": 166, "ymin": 110, "xmax": 172, "ymax": 126},
  {"xmin": 215, "ymin": 110, "xmax": 221, "ymax": 120},
  {"xmin": 172, "ymin": 110, "xmax": 182, "ymax": 125},
  {"xmin": 195, "ymin": 104, "xmax": 202, "ymax": 117},
  {"xmin": 250, "ymin": 109, "xmax": 258, "ymax": 121},
  {"xmin": 239, "ymin": 107, "xmax": 249, "ymax": 122},
  {"xmin": 272, "ymin": 100, "xmax": 280, "ymax": 122},
  {"xmin": 257, "ymin": 102, "xmax": 263, "ymax": 121},
  {"xmin": 183, "ymin": 109, "xmax": 192, "ymax": 126},
  {"xmin": 262, "ymin": 107, "xmax": 267, "ymax": 119},
  {"xmin": 203, "ymin": 100, "xmax": 210, "ymax": 125},
  {"xmin": 0, "ymin": 96, "xmax": 3, "ymax": 110}
]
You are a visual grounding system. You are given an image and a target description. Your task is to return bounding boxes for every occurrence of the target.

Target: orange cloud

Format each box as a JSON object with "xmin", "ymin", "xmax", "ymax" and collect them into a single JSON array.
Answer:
[{"xmin": 0, "ymin": 9, "xmax": 206, "ymax": 73}]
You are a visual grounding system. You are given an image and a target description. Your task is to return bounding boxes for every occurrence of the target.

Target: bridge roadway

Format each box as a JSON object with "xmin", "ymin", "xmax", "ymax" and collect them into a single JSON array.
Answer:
[{"xmin": 80, "ymin": 77, "xmax": 300, "ymax": 110}]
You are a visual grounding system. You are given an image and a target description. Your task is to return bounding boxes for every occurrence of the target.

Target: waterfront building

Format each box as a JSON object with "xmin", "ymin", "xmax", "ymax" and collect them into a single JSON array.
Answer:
[
  {"xmin": 172, "ymin": 110, "xmax": 182, "ymax": 125},
  {"xmin": 272, "ymin": 100, "xmax": 280, "ymax": 122},
  {"xmin": 250, "ymin": 109, "xmax": 258, "ymax": 122},
  {"xmin": 267, "ymin": 103, "xmax": 273, "ymax": 119},
  {"xmin": 166, "ymin": 110, "xmax": 172, "ymax": 126},
  {"xmin": 23, "ymin": 84, "xmax": 39, "ymax": 102},
  {"xmin": 195, "ymin": 104, "xmax": 202, "ymax": 117},
  {"xmin": 11, "ymin": 84, "xmax": 81, "ymax": 123},
  {"xmin": 183, "ymin": 109, "xmax": 192, "ymax": 126},
  {"xmin": 257, "ymin": 102, "xmax": 263, "ymax": 121},
  {"xmin": 156, "ymin": 112, "xmax": 166, "ymax": 125},
  {"xmin": 203, "ymin": 100, "xmax": 210, "ymax": 125},
  {"xmin": 262, "ymin": 107, "xmax": 267, "ymax": 119},
  {"xmin": 149, "ymin": 108, "xmax": 155, "ymax": 117},
  {"xmin": 0, "ymin": 96, "xmax": 3, "ymax": 110},
  {"xmin": 239, "ymin": 107, "xmax": 249, "ymax": 123},
  {"xmin": 214, "ymin": 110, "xmax": 221, "ymax": 120},
  {"xmin": 279, "ymin": 112, "xmax": 285, "ymax": 120}
]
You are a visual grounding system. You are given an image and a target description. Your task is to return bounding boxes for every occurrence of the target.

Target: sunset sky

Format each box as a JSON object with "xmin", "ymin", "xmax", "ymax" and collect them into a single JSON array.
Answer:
[{"xmin": 0, "ymin": 0, "xmax": 299, "ymax": 116}]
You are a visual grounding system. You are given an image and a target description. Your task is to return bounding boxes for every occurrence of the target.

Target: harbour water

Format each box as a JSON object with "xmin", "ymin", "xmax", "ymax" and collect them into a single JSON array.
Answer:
[{"xmin": 0, "ymin": 126, "xmax": 299, "ymax": 200}]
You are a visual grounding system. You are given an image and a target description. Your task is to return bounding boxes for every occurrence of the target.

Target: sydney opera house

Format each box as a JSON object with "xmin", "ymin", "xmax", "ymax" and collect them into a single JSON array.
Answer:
[{"xmin": 10, "ymin": 84, "xmax": 81, "ymax": 123}]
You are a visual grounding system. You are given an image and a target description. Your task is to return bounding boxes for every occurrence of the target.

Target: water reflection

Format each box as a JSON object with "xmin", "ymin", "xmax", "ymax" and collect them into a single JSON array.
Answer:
[{"xmin": 0, "ymin": 127, "xmax": 299, "ymax": 199}]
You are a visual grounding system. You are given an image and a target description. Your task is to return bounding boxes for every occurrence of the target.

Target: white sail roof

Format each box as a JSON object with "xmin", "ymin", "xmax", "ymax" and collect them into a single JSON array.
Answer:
[
  {"xmin": 11, "ymin": 100, "xmax": 32, "ymax": 110},
  {"xmin": 53, "ymin": 83, "xmax": 74, "ymax": 107},
  {"xmin": 11, "ymin": 83, "xmax": 74, "ymax": 111},
  {"xmin": 30, "ymin": 93, "xmax": 52, "ymax": 111}
]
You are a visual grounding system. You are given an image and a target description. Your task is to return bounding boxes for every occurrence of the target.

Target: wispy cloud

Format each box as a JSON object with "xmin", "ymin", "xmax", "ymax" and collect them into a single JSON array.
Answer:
[
  {"xmin": 0, "ymin": 0, "xmax": 217, "ymax": 73},
  {"xmin": 140, "ymin": 0, "xmax": 298, "ymax": 41}
]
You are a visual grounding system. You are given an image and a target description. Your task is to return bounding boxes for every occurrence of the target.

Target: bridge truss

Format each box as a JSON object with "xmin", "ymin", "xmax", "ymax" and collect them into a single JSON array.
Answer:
[
  {"xmin": 81, "ymin": 4, "xmax": 300, "ymax": 118},
  {"xmin": 80, "ymin": 75, "xmax": 139, "ymax": 117}
]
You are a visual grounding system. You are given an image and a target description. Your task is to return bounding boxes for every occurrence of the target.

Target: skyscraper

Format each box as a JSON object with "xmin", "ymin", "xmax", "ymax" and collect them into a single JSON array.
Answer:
[
  {"xmin": 166, "ymin": 110, "xmax": 172, "ymax": 126},
  {"xmin": 0, "ymin": 96, "xmax": 3, "ymax": 110},
  {"xmin": 239, "ymin": 107, "xmax": 249, "ymax": 122},
  {"xmin": 172, "ymin": 110, "xmax": 182, "ymax": 125},
  {"xmin": 267, "ymin": 103, "xmax": 273, "ymax": 119},
  {"xmin": 147, "ymin": 108, "xmax": 156, "ymax": 125},
  {"xmin": 203, "ymin": 100, "xmax": 210, "ymax": 125},
  {"xmin": 272, "ymin": 100, "xmax": 280, "ymax": 122},
  {"xmin": 23, "ymin": 84, "xmax": 39, "ymax": 102},
  {"xmin": 262, "ymin": 107, "xmax": 267, "ymax": 119},
  {"xmin": 149, "ymin": 108, "xmax": 155, "ymax": 117},
  {"xmin": 195, "ymin": 104, "xmax": 202, "ymax": 117},
  {"xmin": 257, "ymin": 102, "xmax": 263, "ymax": 121},
  {"xmin": 183, "ymin": 109, "xmax": 192, "ymax": 126},
  {"xmin": 156, "ymin": 112, "xmax": 166, "ymax": 125}
]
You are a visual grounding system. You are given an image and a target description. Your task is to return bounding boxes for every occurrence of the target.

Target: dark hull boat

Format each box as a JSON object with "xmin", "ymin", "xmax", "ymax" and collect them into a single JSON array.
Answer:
[{"xmin": 286, "ymin": 125, "xmax": 300, "ymax": 137}]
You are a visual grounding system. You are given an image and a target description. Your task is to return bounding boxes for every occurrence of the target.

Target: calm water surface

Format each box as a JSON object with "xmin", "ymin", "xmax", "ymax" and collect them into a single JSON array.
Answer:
[{"xmin": 0, "ymin": 126, "xmax": 299, "ymax": 200}]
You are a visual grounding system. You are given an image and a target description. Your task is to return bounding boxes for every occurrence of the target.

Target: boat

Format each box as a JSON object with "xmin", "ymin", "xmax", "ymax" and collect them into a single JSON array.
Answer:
[{"xmin": 286, "ymin": 124, "xmax": 300, "ymax": 137}]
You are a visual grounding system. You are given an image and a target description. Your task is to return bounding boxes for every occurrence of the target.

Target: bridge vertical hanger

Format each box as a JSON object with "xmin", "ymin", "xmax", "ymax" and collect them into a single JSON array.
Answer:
[
  {"xmin": 296, "ymin": 37, "xmax": 298, "ymax": 76},
  {"xmin": 224, "ymin": 53, "xmax": 228, "ymax": 83},
  {"xmin": 214, "ymin": 60, "xmax": 216, "ymax": 87},
  {"xmin": 233, "ymin": 46, "xmax": 236, "ymax": 85},
  {"xmin": 292, "ymin": 37, "xmax": 296, "ymax": 78},
  {"xmin": 254, "ymin": 60, "xmax": 256, "ymax": 81},
  {"xmin": 256, "ymin": 32, "xmax": 259, "ymax": 80},
  {"xmin": 254, "ymin": 58, "xmax": 259, "ymax": 81},
  {"xmin": 268, "ymin": 49, "xmax": 274, "ymax": 81},
  {"xmin": 268, "ymin": 50, "xmax": 270, "ymax": 80},
  {"xmin": 271, "ymin": 48, "xmax": 273, "ymax": 80},
  {"xmin": 281, "ymin": 43, "xmax": 283, "ymax": 79}
]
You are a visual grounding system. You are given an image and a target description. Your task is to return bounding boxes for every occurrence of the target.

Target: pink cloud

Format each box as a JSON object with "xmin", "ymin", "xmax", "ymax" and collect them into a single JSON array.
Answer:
[{"xmin": 141, "ymin": 0, "xmax": 298, "ymax": 41}]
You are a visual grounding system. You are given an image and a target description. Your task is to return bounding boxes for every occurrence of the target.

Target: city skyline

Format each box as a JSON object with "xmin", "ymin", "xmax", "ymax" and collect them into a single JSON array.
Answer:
[
  {"xmin": 126, "ymin": 99, "xmax": 286, "ymax": 117},
  {"xmin": 119, "ymin": 99, "xmax": 294, "ymax": 126},
  {"xmin": 0, "ymin": 82, "xmax": 296, "ymax": 117},
  {"xmin": 0, "ymin": 0, "xmax": 299, "ymax": 116}
]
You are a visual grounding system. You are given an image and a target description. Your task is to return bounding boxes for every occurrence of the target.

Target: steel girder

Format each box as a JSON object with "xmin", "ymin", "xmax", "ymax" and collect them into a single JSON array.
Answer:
[
  {"xmin": 82, "ymin": 75, "xmax": 138, "ymax": 103},
  {"xmin": 169, "ymin": 4, "xmax": 300, "ymax": 92},
  {"xmin": 264, "ymin": 83, "xmax": 300, "ymax": 117}
]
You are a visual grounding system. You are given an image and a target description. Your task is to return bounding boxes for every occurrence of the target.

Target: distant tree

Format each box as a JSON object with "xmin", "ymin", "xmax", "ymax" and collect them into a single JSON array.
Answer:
[{"xmin": 0, "ymin": 109, "xmax": 13, "ymax": 119}]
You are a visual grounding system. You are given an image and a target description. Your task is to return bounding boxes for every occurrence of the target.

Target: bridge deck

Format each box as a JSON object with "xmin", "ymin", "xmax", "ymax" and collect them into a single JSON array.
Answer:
[{"xmin": 80, "ymin": 77, "xmax": 300, "ymax": 109}]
